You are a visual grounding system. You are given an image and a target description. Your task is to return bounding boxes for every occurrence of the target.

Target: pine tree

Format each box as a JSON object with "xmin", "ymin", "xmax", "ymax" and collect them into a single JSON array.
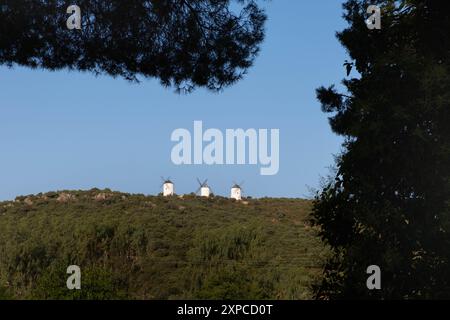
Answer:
[
  {"xmin": 0, "ymin": 0, "xmax": 266, "ymax": 92},
  {"xmin": 313, "ymin": 0, "xmax": 450, "ymax": 299}
]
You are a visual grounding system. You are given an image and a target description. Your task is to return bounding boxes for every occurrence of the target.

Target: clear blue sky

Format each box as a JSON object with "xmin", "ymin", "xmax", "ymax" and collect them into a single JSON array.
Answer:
[{"xmin": 0, "ymin": 1, "xmax": 349, "ymax": 201}]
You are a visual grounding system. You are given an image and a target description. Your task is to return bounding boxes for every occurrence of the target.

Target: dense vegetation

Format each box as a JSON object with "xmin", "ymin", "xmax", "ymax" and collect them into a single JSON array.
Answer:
[
  {"xmin": 0, "ymin": 0, "xmax": 266, "ymax": 92},
  {"xmin": 0, "ymin": 189, "xmax": 327, "ymax": 300},
  {"xmin": 313, "ymin": 0, "xmax": 450, "ymax": 299}
]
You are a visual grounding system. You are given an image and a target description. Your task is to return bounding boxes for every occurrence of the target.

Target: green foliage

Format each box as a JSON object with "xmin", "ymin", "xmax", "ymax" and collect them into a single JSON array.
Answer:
[
  {"xmin": 185, "ymin": 225, "xmax": 273, "ymax": 299},
  {"xmin": 34, "ymin": 264, "xmax": 127, "ymax": 300},
  {"xmin": 0, "ymin": 286, "xmax": 12, "ymax": 300},
  {"xmin": 0, "ymin": 190, "xmax": 327, "ymax": 300},
  {"xmin": 313, "ymin": 0, "xmax": 450, "ymax": 299},
  {"xmin": 0, "ymin": 0, "xmax": 266, "ymax": 92}
]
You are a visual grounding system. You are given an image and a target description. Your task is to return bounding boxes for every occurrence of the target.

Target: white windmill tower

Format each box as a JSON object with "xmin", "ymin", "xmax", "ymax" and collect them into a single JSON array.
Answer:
[
  {"xmin": 230, "ymin": 181, "xmax": 244, "ymax": 201},
  {"xmin": 196, "ymin": 178, "xmax": 212, "ymax": 198},
  {"xmin": 161, "ymin": 177, "xmax": 174, "ymax": 197}
]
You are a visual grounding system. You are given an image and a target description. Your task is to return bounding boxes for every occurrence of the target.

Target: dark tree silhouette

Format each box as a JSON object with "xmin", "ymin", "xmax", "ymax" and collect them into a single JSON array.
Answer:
[
  {"xmin": 0, "ymin": 0, "xmax": 266, "ymax": 92},
  {"xmin": 313, "ymin": 0, "xmax": 450, "ymax": 299}
]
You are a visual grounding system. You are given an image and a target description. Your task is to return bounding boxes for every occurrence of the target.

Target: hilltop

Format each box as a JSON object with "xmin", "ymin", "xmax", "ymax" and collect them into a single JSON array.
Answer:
[{"xmin": 0, "ymin": 189, "xmax": 328, "ymax": 300}]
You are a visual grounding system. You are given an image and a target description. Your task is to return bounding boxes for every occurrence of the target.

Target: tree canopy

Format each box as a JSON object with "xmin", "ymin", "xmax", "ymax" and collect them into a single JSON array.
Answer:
[
  {"xmin": 0, "ymin": 0, "xmax": 266, "ymax": 92},
  {"xmin": 313, "ymin": 0, "xmax": 450, "ymax": 299}
]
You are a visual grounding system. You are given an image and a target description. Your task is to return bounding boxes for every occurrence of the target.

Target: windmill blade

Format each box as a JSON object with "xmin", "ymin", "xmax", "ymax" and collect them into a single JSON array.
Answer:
[
  {"xmin": 196, "ymin": 187, "xmax": 201, "ymax": 194},
  {"xmin": 197, "ymin": 178, "xmax": 202, "ymax": 186},
  {"xmin": 239, "ymin": 182, "xmax": 245, "ymax": 194},
  {"xmin": 203, "ymin": 179, "xmax": 208, "ymax": 187},
  {"xmin": 161, "ymin": 176, "xmax": 173, "ymax": 187}
]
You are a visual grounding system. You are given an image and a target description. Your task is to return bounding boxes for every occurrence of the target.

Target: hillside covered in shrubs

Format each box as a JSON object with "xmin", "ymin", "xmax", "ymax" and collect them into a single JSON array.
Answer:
[{"xmin": 0, "ymin": 189, "xmax": 327, "ymax": 299}]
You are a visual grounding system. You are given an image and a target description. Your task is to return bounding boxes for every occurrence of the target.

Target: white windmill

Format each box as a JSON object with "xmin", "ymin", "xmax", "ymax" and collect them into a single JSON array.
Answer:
[
  {"xmin": 196, "ymin": 178, "xmax": 212, "ymax": 198},
  {"xmin": 161, "ymin": 177, "xmax": 174, "ymax": 197},
  {"xmin": 230, "ymin": 181, "xmax": 244, "ymax": 201}
]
